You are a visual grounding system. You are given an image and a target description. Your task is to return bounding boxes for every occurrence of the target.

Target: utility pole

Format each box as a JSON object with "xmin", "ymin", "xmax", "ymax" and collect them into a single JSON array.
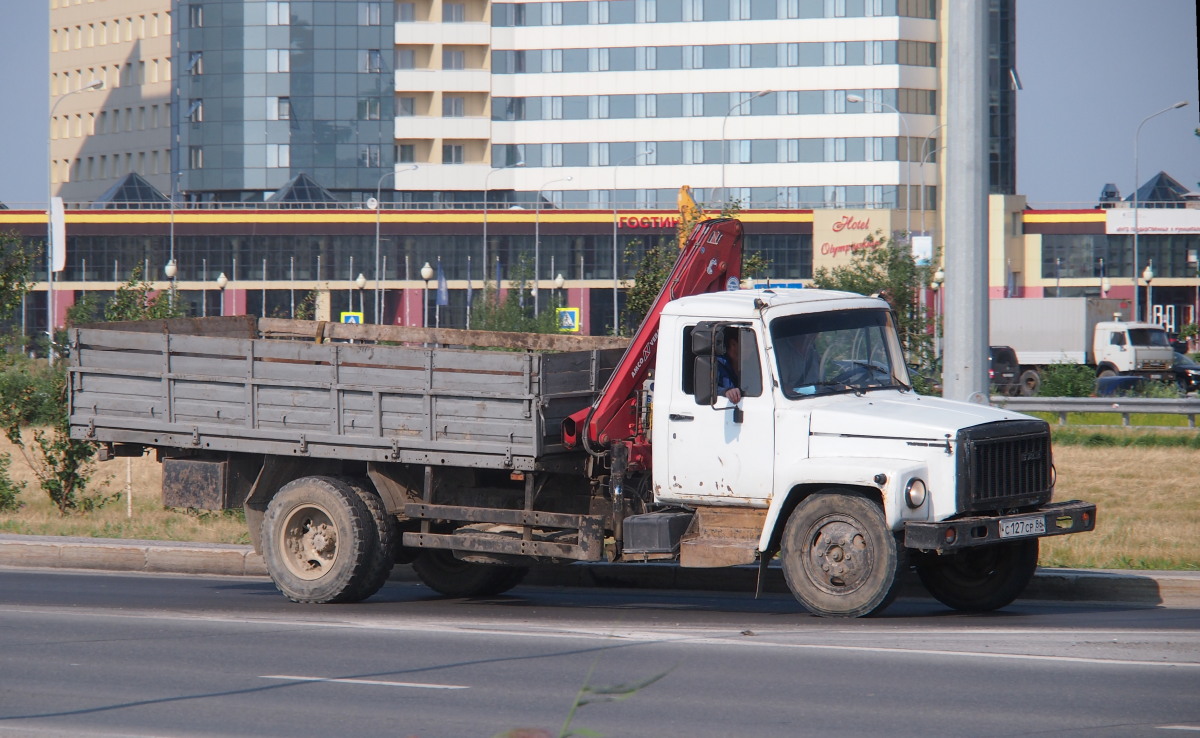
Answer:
[{"xmin": 942, "ymin": 1, "xmax": 989, "ymax": 403}]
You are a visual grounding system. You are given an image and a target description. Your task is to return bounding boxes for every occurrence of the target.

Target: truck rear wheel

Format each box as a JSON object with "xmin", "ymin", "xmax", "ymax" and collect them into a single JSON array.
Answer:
[
  {"xmin": 780, "ymin": 491, "xmax": 905, "ymax": 618},
  {"xmin": 915, "ymin": 539, "xmax": 1038, "ymax": 612},
  {"xmin": 342, "ymin": 478, "xmax": 399, "ymax": 602},
  {"xmin": 261, "ymin": 476, "xmax": 378, "ymax": 604},
  {"xmin": 412, "ymin": 549, "xmax": 528, "ymax": 598}
]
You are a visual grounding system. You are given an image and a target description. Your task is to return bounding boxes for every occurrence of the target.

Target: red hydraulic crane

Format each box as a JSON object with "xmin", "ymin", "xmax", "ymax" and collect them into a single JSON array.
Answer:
[{"xmin": 561, "ymin": 217, "xmax": 744, "ymax": 470}]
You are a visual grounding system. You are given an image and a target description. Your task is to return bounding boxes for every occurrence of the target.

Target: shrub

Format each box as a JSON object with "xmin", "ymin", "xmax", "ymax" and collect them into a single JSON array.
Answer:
[
  {"xmin": 0, "ymin": 453, "xmax": 22, "ymax": 512},
  {"xmin": 1037, "ymin": 363, "xmax": 1095, "ymax": 397}
]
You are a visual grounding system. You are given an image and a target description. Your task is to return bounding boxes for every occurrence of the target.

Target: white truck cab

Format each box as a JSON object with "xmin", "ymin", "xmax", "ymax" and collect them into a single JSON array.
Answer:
[
  {"xmin": 1092, "ymin": 321, "xmax": 1175, "ymax": 376},
  {"xmin": 651, "ymin": 288, "xmax": 1095, "ymax": 617}
]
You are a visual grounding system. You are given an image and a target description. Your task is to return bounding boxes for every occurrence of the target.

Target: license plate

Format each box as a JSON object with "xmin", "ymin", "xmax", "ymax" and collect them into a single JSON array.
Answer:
[{"xmin": 999, "ymin": 515, "xmax": 1046, "ymax": 539}]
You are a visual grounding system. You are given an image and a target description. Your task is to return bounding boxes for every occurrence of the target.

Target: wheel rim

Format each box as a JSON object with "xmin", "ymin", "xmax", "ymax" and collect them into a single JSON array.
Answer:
[
  {"xmin": 802, "ymin": 514, "xmax": 875, "ymax": 596},
  {"xmin": 278, "ymin": 502, "xmax": 340, "ymax": 581}
]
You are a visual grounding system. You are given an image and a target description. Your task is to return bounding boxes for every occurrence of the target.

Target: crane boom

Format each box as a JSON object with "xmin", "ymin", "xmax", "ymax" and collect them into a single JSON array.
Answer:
[{"xmin": 561, "ymin": 218, "xmax": 744, "ymax": 466}]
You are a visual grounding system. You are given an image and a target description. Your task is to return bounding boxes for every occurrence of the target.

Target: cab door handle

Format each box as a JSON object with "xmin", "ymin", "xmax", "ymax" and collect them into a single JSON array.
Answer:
[{"xmin": 669, "ymin": 413, "xmax": 693, "ymax": 422}]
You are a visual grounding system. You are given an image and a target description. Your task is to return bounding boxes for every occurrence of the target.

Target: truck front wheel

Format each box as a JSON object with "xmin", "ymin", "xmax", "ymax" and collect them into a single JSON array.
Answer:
[
  {"xmin": 915, "ymin": 539, "xmax": 1038, "ymax": 612},
  {"xmin": 261, "ymin": 476, "xmax": 378, "ymax": 604},
  {"xmin": 412, "ymin": 549, "xmax": 528, "ymax": 598},
  {"xmin": 780, "ymin": 491, "xmax": 905, "ymax": 618}
]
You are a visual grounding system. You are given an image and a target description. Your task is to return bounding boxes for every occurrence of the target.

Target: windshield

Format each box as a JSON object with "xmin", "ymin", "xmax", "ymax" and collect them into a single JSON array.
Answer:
[
  {"xmin": 1128, "ymin": 328, "xmax": 1170, "ymax": 348},
  {"xmin": 770, "ymin": 309, "xmax": 911, "ymax": 398}
]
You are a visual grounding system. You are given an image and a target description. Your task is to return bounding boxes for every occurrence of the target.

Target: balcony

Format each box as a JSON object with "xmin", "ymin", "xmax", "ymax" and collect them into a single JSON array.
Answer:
[
  {"xmin": 395, "ymin": 116, "xmax": 490, "ymax": 140},
  {"xmin": 395, "ymin": 69, "xmax": 490, "ymax": 93}
]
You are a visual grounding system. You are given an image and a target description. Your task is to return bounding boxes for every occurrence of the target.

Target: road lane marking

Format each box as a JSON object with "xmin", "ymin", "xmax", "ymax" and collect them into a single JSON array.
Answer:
[
  {"xmin": 1159, "ymin": 727, "xmax": 1200, "ymax": 732},
  {"xmin": 260, "ymin": 674, "xmax": 469, "ymax": 690}
]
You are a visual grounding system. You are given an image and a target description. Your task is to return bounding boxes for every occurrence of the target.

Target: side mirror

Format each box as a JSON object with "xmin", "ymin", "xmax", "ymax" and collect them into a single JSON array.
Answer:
[{"xmin": 693, "ymin": 355, "xmax": 717, "ymax": 405}]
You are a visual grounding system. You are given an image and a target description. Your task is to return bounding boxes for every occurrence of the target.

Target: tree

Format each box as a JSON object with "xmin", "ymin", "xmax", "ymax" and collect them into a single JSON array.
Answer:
[
  {"xmin": 471, "ymin": 253, "xmax": 562, "ymax": 335},
  {"xmin": 811, "ymin": 231, "xmax": 940, "ymax": 387},
  {"xmin": 0, "ymin": 232, "xmax": 38, "ymax": 354}
]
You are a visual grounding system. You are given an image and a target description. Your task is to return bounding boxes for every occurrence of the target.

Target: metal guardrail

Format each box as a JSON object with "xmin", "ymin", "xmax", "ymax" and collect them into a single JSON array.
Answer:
[{"xmin": 990, "ymin": 396, "xmax": 1200, "ymax": 428}]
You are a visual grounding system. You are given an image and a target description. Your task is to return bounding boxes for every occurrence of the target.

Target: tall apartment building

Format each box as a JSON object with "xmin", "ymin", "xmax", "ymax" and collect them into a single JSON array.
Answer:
[
  {"xmin": 50, "ymin": 0, "xmax": 174, "ymax": 203},
  {"xmin": 52, "ymin": 0, "xmax": 1016, "ymax": 214}
]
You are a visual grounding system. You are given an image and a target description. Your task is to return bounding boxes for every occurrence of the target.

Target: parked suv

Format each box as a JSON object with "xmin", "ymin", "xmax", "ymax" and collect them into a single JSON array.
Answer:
[{"xmin": 989, "ymin": 345, "xmax": 1022, "ymax": 396}]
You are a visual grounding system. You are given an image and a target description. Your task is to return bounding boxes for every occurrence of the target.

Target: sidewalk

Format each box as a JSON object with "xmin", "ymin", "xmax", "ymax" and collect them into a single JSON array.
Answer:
[{"xmin": 2, "ymin": 533, "xmax": 1198, "ymax": 607}]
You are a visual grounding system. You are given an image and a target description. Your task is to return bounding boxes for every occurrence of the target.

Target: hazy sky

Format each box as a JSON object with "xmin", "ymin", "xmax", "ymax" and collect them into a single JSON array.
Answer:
[{"xmin": 0, "ymin": 1, "xmax": 1196, "ymax": 208}]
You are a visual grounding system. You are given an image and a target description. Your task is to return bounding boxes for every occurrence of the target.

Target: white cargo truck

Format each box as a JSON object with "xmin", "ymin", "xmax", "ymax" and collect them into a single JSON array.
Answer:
[
  {"xmin": 990, "ymin": 297, "xmax": 1175, "ymax": 395},
  {"xmin": 68, "ymin": 220, "xmax": 1096, "ymax": 617}
]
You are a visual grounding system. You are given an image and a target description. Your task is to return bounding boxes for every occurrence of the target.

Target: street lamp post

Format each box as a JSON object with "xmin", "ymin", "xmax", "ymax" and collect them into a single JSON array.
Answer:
[
  {"xmin": 373, "ymin": 165, "xmax": 418, "ymax": 324},
  {"xmin": 1143, "ymin": 261, "xmax": 1155, "ymax": 325},
  {"xmin": 611, "ymin": 147, "xmax": 653, "ymax": 335},
  {"xmin": 720, "ymin": 90, "xmax": 772, "ymax": 205},
  {"xmin": 420, "ymin": 261, "xmax": 433, "ymax": 329},
  {"xmin": 1133, "ymin": 100, "xmax": 1188, "ymax": 322},
  {"xmin": 482, "ymin": 161, "xmax": 524, "ymax": 294},
  {"xmin": 164, "ymin": 259, "xmax": 178, "ymax": 310},
  {"xmin": 355, "ymin": 272, "xmax": 367, "ymax": 315},
  {"xmin": 535, "ymin": 176, "xmax": 572, "ymax": 314},
  {"xmin": 216, "ymin": 272, "xmax": 228, "ymax": 316},
  {"xmin": 46, "ymin": 78, "xmax": 104, "ymax": 363},
  {"xmin": 847, "ymin": 94, "xmax": 911, "ymax": 242}
]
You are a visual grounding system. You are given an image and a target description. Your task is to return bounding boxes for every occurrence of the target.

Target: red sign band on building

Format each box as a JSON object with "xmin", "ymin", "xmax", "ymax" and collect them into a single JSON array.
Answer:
[{"xmin": 618, "ymin": 216, "xmax": 680, "ymax": 229}]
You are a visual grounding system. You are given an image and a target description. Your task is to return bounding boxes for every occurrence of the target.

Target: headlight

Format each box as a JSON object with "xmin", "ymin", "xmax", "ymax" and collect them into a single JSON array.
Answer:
[{"xmin": 904, "ymin": 478, "xmax": 927, "ymax": 509}]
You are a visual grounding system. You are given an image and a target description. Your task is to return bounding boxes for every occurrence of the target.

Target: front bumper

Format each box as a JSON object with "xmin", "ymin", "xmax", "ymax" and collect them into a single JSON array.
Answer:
[{"xmin": 904, "ymin": 500, "xmax": 1096, "ymax": 553}]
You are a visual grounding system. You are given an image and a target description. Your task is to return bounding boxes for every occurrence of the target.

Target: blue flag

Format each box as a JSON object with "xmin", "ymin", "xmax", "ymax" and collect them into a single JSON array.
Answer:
[{"xmin": 436, "ymin": 258, "xmax": 449, "ymax": 307}]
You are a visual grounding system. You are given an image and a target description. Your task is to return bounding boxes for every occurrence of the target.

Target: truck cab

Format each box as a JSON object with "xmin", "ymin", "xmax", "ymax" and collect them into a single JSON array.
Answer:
[
  {"xmin": 651, "ymin": 288, "xmax": 1095, "ymax": 617},
  {"xmin": 1093, "ymin": 321, "xmax": 1175, "ymax": 377}
]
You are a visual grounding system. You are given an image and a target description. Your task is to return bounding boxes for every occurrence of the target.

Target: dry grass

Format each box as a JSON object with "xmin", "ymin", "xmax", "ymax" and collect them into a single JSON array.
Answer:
[
  {"xmin": 1041, "ymin": 444, "xmax": 1200, "ymax": 570},
  {"xmin": 1, "ymin": 434, "xmax": 1197, "ymax": 570},
  {"xmin": 0, "ymin": 433, "xmax": 249, "ymax": 544}
]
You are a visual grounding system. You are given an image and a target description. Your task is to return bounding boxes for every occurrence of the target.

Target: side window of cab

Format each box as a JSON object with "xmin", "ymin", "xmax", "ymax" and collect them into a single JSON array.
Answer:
[{"xmin": 683, "ymin": 322, "xmax": 763, "ymax": 405}]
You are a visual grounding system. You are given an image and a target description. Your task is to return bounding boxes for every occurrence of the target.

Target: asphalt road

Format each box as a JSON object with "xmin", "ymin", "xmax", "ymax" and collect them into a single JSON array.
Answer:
[{"xmin": 1, "ymin": 569, "xmax": 1198, "ymax": 738}]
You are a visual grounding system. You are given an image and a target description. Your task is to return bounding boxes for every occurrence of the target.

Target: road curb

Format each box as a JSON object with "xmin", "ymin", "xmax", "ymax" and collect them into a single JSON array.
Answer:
[{"xmin": 2, "ymin": 534, "xmax": 1197, "ymax": 607}]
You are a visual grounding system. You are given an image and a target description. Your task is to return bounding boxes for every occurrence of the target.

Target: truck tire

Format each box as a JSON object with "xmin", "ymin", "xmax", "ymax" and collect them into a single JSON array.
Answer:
[
  {"xmin": 341, "ymin": 477, "xmax": 399, "ymax": 602},
  {"xmin": 1018, "ymin": 369, "xmax": 1040, "ymax": 396},
  {"xmin": 1096, "ymin": 367, "xmax": 1118, "ymax": 379},
  {"xmin": 915, "ymin": 539, "xmax": 1038, "ymax": 612},
  {"xmin": 412, "ymin": 549, "xmax": 528, "ymax": 598},
  {"xmin": 261, "ymin": 476, "xmax": 378, "ymax": 604},
  {"xmin": 780, "ymin": 491, "xmax": 905, "ymax": 618}
]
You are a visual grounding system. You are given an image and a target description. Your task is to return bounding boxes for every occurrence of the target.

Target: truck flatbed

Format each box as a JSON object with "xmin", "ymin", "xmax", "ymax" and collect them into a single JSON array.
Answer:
[{"xmin": 69, "ymin": 316, "xmax": 626, "ymax": 471}]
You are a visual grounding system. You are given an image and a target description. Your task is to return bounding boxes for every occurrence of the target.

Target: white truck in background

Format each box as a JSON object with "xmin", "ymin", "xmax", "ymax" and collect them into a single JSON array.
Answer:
[{"xmin": 990, "ymin": 297, "xmax": 1175, "ymax": 395}]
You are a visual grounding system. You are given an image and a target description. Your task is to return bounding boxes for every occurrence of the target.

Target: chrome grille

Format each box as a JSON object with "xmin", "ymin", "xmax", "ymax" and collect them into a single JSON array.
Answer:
[{"xmin": 956, "ymin": 420, "xmax": 1053, "ymax": 513}]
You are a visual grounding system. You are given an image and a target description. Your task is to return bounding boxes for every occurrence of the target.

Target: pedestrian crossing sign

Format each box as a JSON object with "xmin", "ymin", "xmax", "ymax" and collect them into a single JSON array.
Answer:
[
  {"xmin": 556, "ymin": 307, "xmax": 580, "ymax": 333},
  {"xmin": 341, "ymin": 312, "xmax": 363, "ymax": 324}
]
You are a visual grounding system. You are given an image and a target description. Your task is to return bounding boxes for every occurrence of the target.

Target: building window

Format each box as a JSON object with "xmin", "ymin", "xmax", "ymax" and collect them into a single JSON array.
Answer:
[
  {"xmin": 358, "ymin": 2, "xmax": 381, "ymax": 25},
  {"xmin": 268, "ymin": 49, "xmax": 290, "ymax": 73},
  {"xmin": 187, "ymin": 98, "xmax": 203, "ymax": 123},
  {"xmin": 443, "ymin": 50, "xmax": 465, "ymax": 70},
  {"xmin": 188, "ymin": 51, "xmax": 203, "ymax": 75},
  {"xmin": 443, "ymin": 96, "xmax": 464, "ymax": 117},
  {"xmin": 361, "ymin": 49, "xmax": 383, "ymax": 73},
  {"xmin": 358, "ymin": 144, "xmax": 382, "ymax": 167},
  {"xmin": 266, "ymin": 2, "xmax": 290, "ymax": 25},
  {"xmin": 442, "ymin": 3, "xmax": 465, "ymax": 21},
  {"xmin": 268, "ymin": 96, "xmax": 291, "ymax": 120},
  {"xmin": 268, "ymin": 144, "xmax": 290, "ymax": 167},
  {"xmin": 395, "ymin": 49, "xmax": 415, "ymax": 69},
  {"xmin": 442, "ymin": 144, "xmax": 464, "ymax": 164},
  {"xmin": 188, "ymin": 146, "xmax": 203, "ymax": 169},
  {"xmin": 397, "ymin": 144, "xmax": 415, "ymax": 163},
  {"xmin": 397, "ymin": 97, "xmax": 415, "ymax": 116},
  {"xmin": 397, "ymin": 2, "xmax": 415, "ymax": 21},
  {"xmin": 358, "ymin": 97, "xmax": 381, "ymax": 120}
]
